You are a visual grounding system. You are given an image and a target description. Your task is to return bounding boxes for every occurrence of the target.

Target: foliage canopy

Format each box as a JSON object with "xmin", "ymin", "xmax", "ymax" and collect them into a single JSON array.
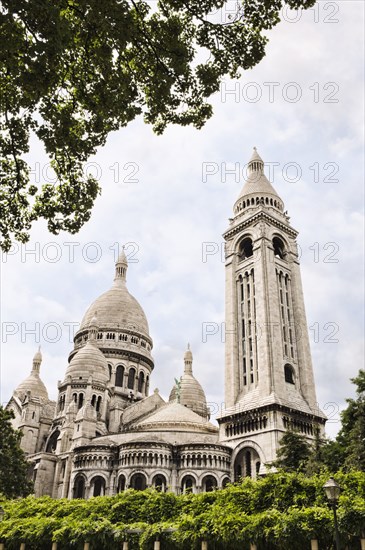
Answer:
[
  {"xmin": 0, "ymin": 471, "xmax": 364, "ymax": 549},
  {"xmin": 0, "ymin": 0, "xmax": 317, "ymax": 250},
  {"xmin": 0, "ymin": 406, "xmax": 33, "ymax": 499}
]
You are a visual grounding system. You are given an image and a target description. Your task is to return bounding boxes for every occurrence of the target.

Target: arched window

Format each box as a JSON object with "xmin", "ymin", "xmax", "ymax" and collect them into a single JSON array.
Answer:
[
  {"xmin": 222, "ymin": 477, "xmax": 230, "ymax": 488},
  {"xmin": 284, "ymin": 364, "xmax": 295, "ymax": 384},
  {"xmin": 181, "ymin": 475, "xmax": 195, "ymax": 494},
  {"xmin": 202, "ymin": 475, "xmax": 217, "ymax": 492},
  {"xmin": 96, "ymin": 396, "xmax": 102, "ymax": 412},
  {"xmin": 138, "ymin": 371, "xmax": 145, "ymax": 393},
  {"xmin": 91, "ymin": 476, "xmax": 105, "ymax": 497},
  {"xmin": 130, "ymin": 473, "xmax": 147, "ymax": 491},
  {"xmin": 73, "ymin": 475, "xmax": 85, "ymax": 499},
  {"xmin": 239, "ymin": 237, "xmax": 253, "ymax": 260},
  {"xmin": 91, "ymin": 394, "xmax": 96, "ymax": 407},
  {"xmin": 78, "ymin": 393, "xmax": 84, "ymax": 409},
  {"xmin": 153, "ymin": 474, "xmax": 166, "ymax": 492},
  {"xmin": 128, "ymin": 368, "xmax": 136, "ymax": 390},
  {"xmin": 245, "ymin": 451, "xmax": 252, "ymax": 478},
  {"xmin": 108, "ymin": 364, "xmax": 112, "ymax": 380},
  {"xmin": 273, "ymin": 236, "xmax": 286, "ymax": 259},
  {"xmin": 115, "ymin": 365, "xmax": 124, "ymax": 387},
  {"xmin": 118, "ymin": 475, "xmax": 126, "ymax": 492},
  {"xmin": 46, "ymin": 429, "xmax": 60, "ymax": 453}
]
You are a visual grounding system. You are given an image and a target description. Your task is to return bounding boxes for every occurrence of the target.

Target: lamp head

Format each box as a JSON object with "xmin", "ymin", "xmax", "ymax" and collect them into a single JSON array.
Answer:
[{"xmin": 323, "ymin": 477, "xmax": 341, "ymax": 503}]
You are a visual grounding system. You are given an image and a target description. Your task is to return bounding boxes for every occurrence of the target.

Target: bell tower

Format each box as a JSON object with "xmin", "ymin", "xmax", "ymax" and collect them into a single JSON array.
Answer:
[{"xmin": 218, "ymin": 148, "xmax": 326, "ymax": 474}]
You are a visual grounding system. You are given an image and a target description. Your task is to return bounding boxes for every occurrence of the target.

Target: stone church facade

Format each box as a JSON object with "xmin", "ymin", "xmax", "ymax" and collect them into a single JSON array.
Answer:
[{"xmin": 6, "ymin": 149, "xmax": 326, "ymax": 498}]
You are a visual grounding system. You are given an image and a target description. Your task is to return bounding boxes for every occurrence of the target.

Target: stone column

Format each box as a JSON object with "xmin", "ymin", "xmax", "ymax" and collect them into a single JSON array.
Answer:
[
  {"xmin": 310, "ymin": 541, "xmax": 318, "ymax": 550},
  {"xmin": 122, "ymin": 543, "xmax": 129, "ymax": 550},
  {"xmin": 201, "ymin": 542, "xmax": 208, "ymax": 550},
  {"xmin": 111, "ymin": 369, "xmax": 116, "ymax": 387},
  {"xmin": 154, "ymin": 541, "xmax": 160, "ymax": 550},
  {"xmin": 361, "ymin": 538, "xmax": 365, "ymax": 550}
]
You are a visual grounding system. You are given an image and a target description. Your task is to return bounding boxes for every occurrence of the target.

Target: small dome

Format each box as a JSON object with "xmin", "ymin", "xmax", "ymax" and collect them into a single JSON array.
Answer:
[
  {"xmin": 169, "ymin": 374, "xmax": 208, "ymax": 419},
  {"xmin": 76, "ymin": 403, "xmax": 97, "ymax": 422},
  {"xmin": 65, "ymin": 340, "xmax": 108, "ymax": 383},
  {"xmin": 136, "ymin": 402, "xmax": 217, "ymax": 434},
  {"xmin": 14, "ymin": 349, "xmax": 48, "ymax": 401},
  {"xmin": 169, "ymin": 346, "xmax": 208, "ymax": 419},
  {"xmin": 14, "ymin": 371, "xmax": 49, "ymax": 401}
]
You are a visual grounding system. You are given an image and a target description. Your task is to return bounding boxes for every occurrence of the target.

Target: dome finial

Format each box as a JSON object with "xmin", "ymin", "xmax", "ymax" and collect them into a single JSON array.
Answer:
[
  {"xmin": 32, "ymin": 346, "xmax": 42, "ymax": 372},
  {"xmin": 89, "ymin": 311, "xmax": 98, "ymax": 342},
  {"xmin": 114, "ymin": 244, "xmax": 128, "ymax": 285},
  {"xmin": 184, "ymin": 344, "xmax": 193, "ymax": 374},
  {"xmin": 248, "ymin": 147, "xmax": 264, "ymax": 174}
]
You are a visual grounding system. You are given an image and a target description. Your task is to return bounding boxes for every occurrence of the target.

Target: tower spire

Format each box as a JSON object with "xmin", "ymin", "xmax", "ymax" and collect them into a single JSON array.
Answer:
[{"xmin": 114, "ymin": 245, "xmax": 128, "ymax": 285}]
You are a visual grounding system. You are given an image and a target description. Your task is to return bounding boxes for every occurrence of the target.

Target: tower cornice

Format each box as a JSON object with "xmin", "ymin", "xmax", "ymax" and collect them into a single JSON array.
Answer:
[{"xmin": 223, "ymin": 210, "xmax": 298, "ymax": 242}]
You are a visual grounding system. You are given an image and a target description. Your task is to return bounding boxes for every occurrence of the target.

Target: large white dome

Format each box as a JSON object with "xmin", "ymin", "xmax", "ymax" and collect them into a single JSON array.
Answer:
[{"xmin": 80, "ymin": 285, "xmax": 149, "ymax": 336}]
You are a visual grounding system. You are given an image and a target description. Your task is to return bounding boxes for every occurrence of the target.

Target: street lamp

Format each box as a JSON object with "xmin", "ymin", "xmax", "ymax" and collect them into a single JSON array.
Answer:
[{"xmin": 323, "ymin": 477, "xmax": 341, "ymax": 550}]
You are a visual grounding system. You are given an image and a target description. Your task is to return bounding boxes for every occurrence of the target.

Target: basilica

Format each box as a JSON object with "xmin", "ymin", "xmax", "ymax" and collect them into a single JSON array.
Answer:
[{"xmin": 6, "ymin": 149, "xmax": 326, "ymax": 498}]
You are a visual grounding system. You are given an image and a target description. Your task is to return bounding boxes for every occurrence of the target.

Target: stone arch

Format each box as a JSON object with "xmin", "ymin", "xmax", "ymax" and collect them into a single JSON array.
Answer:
[
  {"xmin": 201, "ymin": 474, "xmax": 218, "ymax": 492},
  {"xmin": 237, "ymin": 235, "xmax": 254, "ymax": 260},
  {"xmin": 138, "ymin": 371, "xmax": 145, "ymax": 393},
  {"xmin": 128, "ymin": 367, "xmax": 136, "ymax": 390},
  {"xmin": 90, "ymin": 475, "xmax": 106, "ymax": 497},
  {"xmin": 231, "ymin": 440, "xmax": 266, "ymax": 480},
  {"xmin": 233, "ymin": 443, "xmax": 263, "ymax": 480},
  {"xmin": 46, "ymin": 429, "xmax": 60, "ymax": 453},
  {"xmin": 222, "ymin": 476, "xmax": 230, "ymax": 488},
  {"xmin": 115, "ymin": 365, "xmax": 124, "ymax": 387},
  {"xmin": 73, "ymin": 474, "xmax": 86, "ymax": 499},
  {"xmin": 118, "ymin": 474, "xmax": 126, "ymax": 492},
  {"xmin": 152, "ymin": 473, "xmax": 167, "ymax": 492},
  {"xmin": 129, "ymin": 472, "xmax": 147, "ymax": 491},
  {"xmin": 180, "ymin": 472, "xmax": 198, "ymax": 494}
]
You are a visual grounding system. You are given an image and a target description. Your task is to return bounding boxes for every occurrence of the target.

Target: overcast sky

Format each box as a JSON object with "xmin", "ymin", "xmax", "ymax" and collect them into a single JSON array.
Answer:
[{"xmin": 1, "ymin": 1, "xmax": 364, "ymax": 439}]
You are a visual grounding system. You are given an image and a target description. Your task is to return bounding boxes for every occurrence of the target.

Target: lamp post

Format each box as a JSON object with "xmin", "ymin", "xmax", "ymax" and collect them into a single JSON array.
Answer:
[{"xmin": 323, "ymin": 477, "xmax": 341, "ymax": 550}]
